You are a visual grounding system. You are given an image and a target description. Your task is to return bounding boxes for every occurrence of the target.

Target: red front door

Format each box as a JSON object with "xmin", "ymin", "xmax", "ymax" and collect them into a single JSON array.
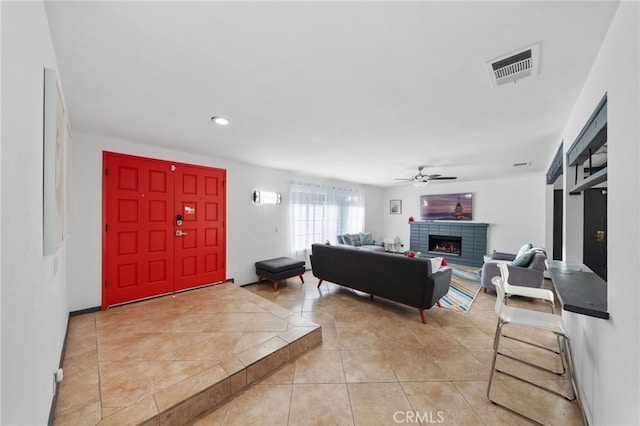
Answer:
[
  {"xmin": 174, "ymin": 164, "xmax": 226, "ymax": 291},
  {"xmin": 103, "ymin": 152, "xmax": 226, "ymax": 308}
]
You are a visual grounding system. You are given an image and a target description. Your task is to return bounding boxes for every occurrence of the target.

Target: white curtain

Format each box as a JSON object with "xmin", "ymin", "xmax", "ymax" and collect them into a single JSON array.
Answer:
[{"xmin": 290, "ymin": 181, "xmax": 365, "ymax": 262}]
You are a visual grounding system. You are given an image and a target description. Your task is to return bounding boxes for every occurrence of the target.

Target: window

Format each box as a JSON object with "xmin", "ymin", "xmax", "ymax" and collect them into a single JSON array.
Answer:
[{"xmin": 290, "ymin": 182, "xmax": 364, "ymax": 260}]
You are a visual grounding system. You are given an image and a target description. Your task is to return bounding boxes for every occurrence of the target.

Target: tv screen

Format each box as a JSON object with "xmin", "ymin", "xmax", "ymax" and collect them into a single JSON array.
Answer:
[{"xmin": 420, "ymin": 193, "xmax": 473, "ymax": 221}]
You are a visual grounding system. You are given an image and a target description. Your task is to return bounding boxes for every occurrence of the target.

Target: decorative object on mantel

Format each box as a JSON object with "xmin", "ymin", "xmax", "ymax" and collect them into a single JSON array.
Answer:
[
  {"xmin": 407, "ymin": 251, "xmax": 416, "ymax": 258},
  {"xmin": 408, "ymin": 216, "xmax": 414, "ymax": 222}
]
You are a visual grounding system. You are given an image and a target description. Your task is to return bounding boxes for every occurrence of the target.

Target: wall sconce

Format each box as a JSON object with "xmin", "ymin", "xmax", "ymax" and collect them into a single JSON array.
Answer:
[{"xmin": 253, "ymin": 190, "xmax": 281, "ymax": 205}]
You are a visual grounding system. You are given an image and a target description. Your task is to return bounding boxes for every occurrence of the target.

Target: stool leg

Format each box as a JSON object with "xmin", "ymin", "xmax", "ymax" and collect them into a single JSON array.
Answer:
[
  {"xmin": 273, "ymin": 280, "xmax": 279, "ymax": 292},
  {"xmin": 299, "ymin": 274, "xmax": 304, "ymax": 284},
  {"xmin": 487, "ymin": 320, "xmax": 504, "ymax": 402},
  {"xmin": 562, "ymin": 335, "xmax": 588, "ymax": 425}
]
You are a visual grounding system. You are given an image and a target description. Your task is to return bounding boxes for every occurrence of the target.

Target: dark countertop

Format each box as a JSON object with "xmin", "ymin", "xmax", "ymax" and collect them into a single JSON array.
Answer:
[{"xmin": 545, "ymin": 260, "xmax": 609, "ymax": 320}]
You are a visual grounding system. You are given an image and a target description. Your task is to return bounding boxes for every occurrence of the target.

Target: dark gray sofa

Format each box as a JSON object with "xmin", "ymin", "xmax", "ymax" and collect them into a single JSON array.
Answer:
[{"xmin": 310, "ymin": 243, "xmax": 452, "ymax": 323}]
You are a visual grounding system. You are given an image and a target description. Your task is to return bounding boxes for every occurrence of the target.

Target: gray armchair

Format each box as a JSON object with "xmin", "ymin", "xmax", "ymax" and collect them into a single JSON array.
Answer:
[{"xmin": 480, "ymin": 249, "xmax": 547, "ymax": 293}]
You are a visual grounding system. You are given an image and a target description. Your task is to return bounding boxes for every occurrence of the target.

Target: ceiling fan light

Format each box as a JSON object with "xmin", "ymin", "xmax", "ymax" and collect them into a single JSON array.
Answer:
[
  {"xmin": 211, "ymin": 116, "xmax": 230, "ymax": 126},
  {"xmin": 413, "ymin": 180, "xmax": 427, "ymax": 188}
]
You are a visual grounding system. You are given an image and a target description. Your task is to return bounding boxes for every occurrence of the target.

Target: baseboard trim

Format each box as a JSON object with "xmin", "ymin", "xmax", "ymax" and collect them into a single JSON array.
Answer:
[{"xmin": 70, "ymin": 306, "xmax": 101, "ymax": 317}]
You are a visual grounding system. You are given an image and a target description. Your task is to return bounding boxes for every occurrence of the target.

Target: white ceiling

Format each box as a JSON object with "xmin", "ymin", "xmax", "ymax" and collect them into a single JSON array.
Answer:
[{"xmin": 44, "ymin": 1, "xmax": 619, "ymax": 187}]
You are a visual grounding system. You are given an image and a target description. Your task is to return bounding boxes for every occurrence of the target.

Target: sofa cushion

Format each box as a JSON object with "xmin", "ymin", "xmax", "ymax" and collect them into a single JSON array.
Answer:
[
  {"xmin": 360, "ymin": 232, "xmax": 374, "ymax": 245},
  {"xmin": 511, "ymin": 249, "xmax": 535, "ymax": 267},
  {"xmin": 343, "ymin": 233, "xmax": 362, "ymax": 246}
]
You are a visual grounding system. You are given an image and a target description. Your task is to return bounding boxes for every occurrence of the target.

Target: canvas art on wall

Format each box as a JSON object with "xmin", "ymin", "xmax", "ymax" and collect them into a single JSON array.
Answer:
[
  {"xmin": 43, "ymin": 68, "xmax": 67, "ymax": 255},
  {"xmin": 420, "ymin": 193, "xmax": 473, "ymax": 221}
]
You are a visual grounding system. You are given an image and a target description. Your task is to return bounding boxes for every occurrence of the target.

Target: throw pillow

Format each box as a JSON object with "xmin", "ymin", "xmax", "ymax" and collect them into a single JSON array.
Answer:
[
  {"xmin": 441, "ymin": 258, "xmax": 448, "ymax": 266},
  {"xmin": 342, "ymin": 234, "xmax": 353, "ymax": 245},
  {"xmin": 360, "ymin": 232, "xmax": 374, "ymax": 245},
  {"xmin": 511, "ymin": 249, "xmax": 535, "ymax": 267},
  {"xmin": 517, "ymin": 243, "xmax": 533, "ymax": 257},
  {"xmin": 429, "ymin": 257, "xmax": 443, "ymax": 273},
  {"xmin": 336, "ymin": 235, "xmax": 345, "ymax": 245},
  {"xmin": 351, "ymin": 234, "xmax": 362, "ymax": 246}
]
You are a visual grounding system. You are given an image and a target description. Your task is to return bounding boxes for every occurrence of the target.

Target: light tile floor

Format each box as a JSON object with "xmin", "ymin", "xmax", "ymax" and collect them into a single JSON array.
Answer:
[
  {"xmin": 55, "ymin": 269, "xmax": 585, "ymax": 425},
  {"xmin": 53, "ymin": 281, "xmax": 321, "ymax": 425}
]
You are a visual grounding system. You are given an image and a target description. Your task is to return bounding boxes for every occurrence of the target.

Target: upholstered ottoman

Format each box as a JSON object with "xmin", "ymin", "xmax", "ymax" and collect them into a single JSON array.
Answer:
[{"xmin": 255, "ymin": 257, "xmax": 305, "ymax": 291}]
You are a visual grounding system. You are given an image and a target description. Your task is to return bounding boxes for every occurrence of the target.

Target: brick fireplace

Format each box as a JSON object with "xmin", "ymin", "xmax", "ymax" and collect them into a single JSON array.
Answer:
[{"xmin": 409, "ymin": 221, "xmax": 488, "ymax": 267}]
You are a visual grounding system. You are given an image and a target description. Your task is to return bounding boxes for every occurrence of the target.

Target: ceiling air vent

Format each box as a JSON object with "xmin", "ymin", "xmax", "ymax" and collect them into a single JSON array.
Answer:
[{"xmin": 486, "ymin": 44, "xmax": 539, "ymax": 88}]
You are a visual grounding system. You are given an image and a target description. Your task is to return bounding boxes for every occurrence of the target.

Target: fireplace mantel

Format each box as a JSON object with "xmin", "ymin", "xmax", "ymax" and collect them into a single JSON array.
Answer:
[{"xmin": 409, "ymin": 221, "xmax": 488, "ymax": 267}]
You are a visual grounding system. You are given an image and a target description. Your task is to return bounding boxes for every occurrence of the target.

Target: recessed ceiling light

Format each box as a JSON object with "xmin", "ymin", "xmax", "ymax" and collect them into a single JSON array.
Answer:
[{"xmin": 211, "ymin": 116, "xmax": 230, "ymax": 126}]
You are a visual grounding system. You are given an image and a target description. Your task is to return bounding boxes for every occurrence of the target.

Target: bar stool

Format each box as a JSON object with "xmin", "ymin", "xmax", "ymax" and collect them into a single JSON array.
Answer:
[
  {"xmin": 487, "ymin": 276, "xmax": 587, "ymax": 425},
  {"xmin": 495, "ymin": 264, "xmax": 566, "ymax": 375}
]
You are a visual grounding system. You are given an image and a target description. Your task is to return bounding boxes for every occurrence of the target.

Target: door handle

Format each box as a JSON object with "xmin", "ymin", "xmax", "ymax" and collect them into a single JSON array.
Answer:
[
  {"xmin": 593, "ymin": 230, "xmax": 605, "ymax": 242},
  {"xmin": 176, "ymin": 230, "xmax": 188, "ymax": 237}
]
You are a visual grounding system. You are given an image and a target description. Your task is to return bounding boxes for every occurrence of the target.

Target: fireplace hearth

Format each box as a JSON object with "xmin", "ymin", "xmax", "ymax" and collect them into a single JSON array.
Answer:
[{"xmin": 429, "ymin": 235, "xmax": 462, "ymax": 256}]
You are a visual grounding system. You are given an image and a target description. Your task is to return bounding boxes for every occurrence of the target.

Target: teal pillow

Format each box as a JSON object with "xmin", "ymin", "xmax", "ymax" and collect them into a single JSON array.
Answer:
[
  {"xmin": 517, "ymin": 243, "xmax": 533, "ymax": 257},
  {"xmin": 360, "ymin": 232, "xmax": 373, "ymax": 245},
  {"xmin": 342, "ymin": 234, "xmax": 354, "ymax": 245},
  {"xmin": 511, "ymin": 249, "xmax": 535, "ymax": 267}
]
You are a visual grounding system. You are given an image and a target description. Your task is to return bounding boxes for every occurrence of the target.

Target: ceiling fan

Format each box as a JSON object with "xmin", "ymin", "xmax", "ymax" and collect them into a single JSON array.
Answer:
[{"xmin": 395, "ymin": 166, "xmax": 457, "ymax": 185}]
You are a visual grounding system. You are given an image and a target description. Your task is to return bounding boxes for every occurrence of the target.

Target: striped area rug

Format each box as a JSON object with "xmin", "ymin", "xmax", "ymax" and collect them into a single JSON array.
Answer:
[{"xmin": 439, "ymin": 266, "xmax": 482, "ymax": 313}]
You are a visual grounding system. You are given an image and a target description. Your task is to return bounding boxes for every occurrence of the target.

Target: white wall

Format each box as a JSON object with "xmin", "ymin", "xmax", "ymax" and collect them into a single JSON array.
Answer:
[
  {"xmin": 0, "ymin": 2, "xmax": 4, "ymax": 421},
  {"xmin": 0, "ymin": 2, "xmax": 70, "ymax": 424},
  {"xmin": 0, "ymin": 2, "xmax": 4, "ymax": 422},
  {"xmin": 383, "ymin": 174, "xmax": 547, "ymax": 255},
  {"xmin": 558, "ymin": 2, "xmax": 639, "ymax": 424},
  {"xmin": 70, "ymin": 132, "xmax": 384, "ymax": 310},
  {"xmin": 364, "ymin": 186, "xmax": 384, "ymax": 240}
]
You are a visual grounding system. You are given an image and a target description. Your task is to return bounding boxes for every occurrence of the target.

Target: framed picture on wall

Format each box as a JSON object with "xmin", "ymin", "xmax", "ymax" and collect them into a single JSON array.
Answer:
[
  {"xmin": 43, "ymin": 68, "xmax": 66, "ymax": 255},
  {"xmin": 390, "ymin": 200, "xmax": 402, "ymax": 214}
]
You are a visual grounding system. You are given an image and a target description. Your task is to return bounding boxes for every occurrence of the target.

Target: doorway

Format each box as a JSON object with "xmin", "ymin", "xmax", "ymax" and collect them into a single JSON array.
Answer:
[
  {"xmin": 583, "ymin": 188, "xmax": 607, "ymax": 280},
  {"xmin": 553, "ymin": 189, "xmax": 563, "ymax": 261},
  {"xmin": 102, "ymin": 152, "xmax": 226, "ymax": 308}
]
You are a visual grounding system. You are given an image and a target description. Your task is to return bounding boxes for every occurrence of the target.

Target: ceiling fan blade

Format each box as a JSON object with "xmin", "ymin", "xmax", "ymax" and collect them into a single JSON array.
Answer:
[
  {"xmin": 425, "ymin": 174, "xmax": 442, "ymax": 179},
  {"xmin": 394, "ymin": 178, "xmax": 413, "ymax": 181},
  {"xmin": 431, "ymin": 176, "xmax": 457, "ymax": 180}
]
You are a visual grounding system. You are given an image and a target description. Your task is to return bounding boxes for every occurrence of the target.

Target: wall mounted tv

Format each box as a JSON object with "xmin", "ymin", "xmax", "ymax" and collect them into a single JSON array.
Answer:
[{"xmin": 420, "ymin": 193, "xmax": 473, "ymax": 221}]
